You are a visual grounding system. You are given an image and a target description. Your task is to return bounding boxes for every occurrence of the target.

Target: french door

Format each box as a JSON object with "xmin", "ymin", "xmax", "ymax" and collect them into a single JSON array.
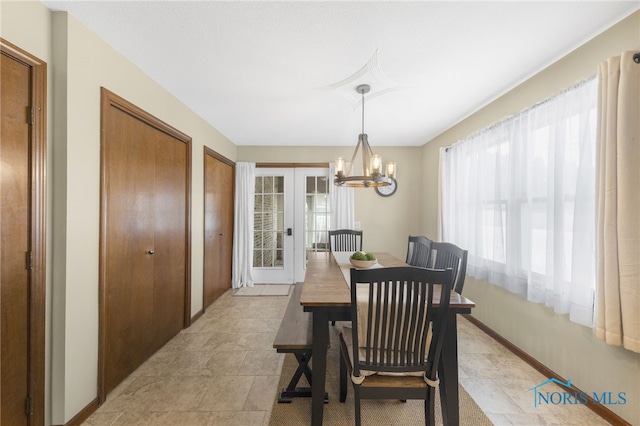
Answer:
[
  {"xmin": 294, "ymin": 168, "xmax": 331, "ymax": 282},
  {"xmin": 252, "ymin": 167, "xmax": 330, "ymax": 284},
  {"xmin": 252, "ymin": 169, "xmax": 294, "ymax": 283}
]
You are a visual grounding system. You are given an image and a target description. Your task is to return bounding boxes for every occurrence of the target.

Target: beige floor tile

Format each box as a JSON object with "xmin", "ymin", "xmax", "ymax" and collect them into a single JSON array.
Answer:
[
  {"xmin": 182, "ymin": 316, "xmax": 219, "ymax": 334},
  {"xmin": 238, "ymin": 350, "xmax": 282, "ymax": 376},
  {"xmin": 197, "ymin": 375, "xmax": 255, "ymax": 411},
  {"xmin": 243, "ymin": 375, "xmax": 282, "ymax": 411},
  {"xmin": 205, "ymin": 350, "xmax": 248, "ymax": 376},
  {"xmin": 99, "ymin": 376, "xmax": 174, "ymax": 412},
  {"xmin": 130, "ymin": 351, "xmax": 178, "ymax": 378},
  {"xmin": 460, "ymin": 377, "xmax": 526, "ymax": 415},
  {"xmin": 550, "ymin": 410, "xmax": 612, "ymax": 425},
  {"xmin": 228, "ymin": 318, "xmax": 278, "ymax": 333},
  {"xmin": 162, "ymin": 332, "xmax": 213, "ymax": 352},
  {"xmin": 210, "ymin": 410, "xmax": 266, "ymax": 425},
  {"xmin": 150, "ymin": 376, "xmax": 212, "ymax": 411},
  {"xmin": 496, "ymin": 378, "xmax": 567, "ymax": 416},
  {"xmin": 458, "ymin": 332, "xmax": 512, "ymax": 355},
  {"xmin": 165, "ymin": 350, "xmax": 216, "ymax": 377},
  {"xmin": 485, "ymin": 353, "xmax": 546, "ymax": 381},
  {"xmin": 110, "ymin": 411, "xmax": 170, "ymax": 425},
  {"xmin": 236, "ymin": 332, "xmax": 278, "ymax": 351},
  {"xmin": 458, "ymin": 353, "xmax": 508, "ymax": 378},
  {"xmin": 98, "ymin": 374, "xmax": 138, "ymax": 409},
  {"xmin": 504, "ymin": 412, "xmax": 571, "ymax": 425},
  {"xmin": 484, "ymin": 412, "xmax": 514, "ymax": 425},
  {"xmin": 81, "ymin": 411, "xmax": 122, "ymax": 425},
  {"xmin": 159, "ymin": 411, "xmax": 216, "ymax": 425},
  {"xmin": 250, "ymin": 306, "xmax": 288, "ymax": 320},
  {"xmin": 201, "ymin": 331, "xmax": 240, "ymax": 352}
]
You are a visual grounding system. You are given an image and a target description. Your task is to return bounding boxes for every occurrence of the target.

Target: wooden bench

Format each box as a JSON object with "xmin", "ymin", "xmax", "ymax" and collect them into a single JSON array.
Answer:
[{"xmin": 273, "ymin": 283, "xmax": 328, "ymax": 403}]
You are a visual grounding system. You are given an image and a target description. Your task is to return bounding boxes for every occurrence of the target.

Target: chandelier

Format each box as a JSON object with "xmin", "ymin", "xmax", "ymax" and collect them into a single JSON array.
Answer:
[{"xmin": 334, "ymin": 84, "xmax": 396, "ymax": 188}]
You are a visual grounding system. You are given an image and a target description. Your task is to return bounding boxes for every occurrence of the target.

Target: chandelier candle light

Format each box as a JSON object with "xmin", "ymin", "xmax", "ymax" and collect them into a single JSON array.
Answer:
[{"xmin": 334, "ymin": 84, "xmax": 396, "ymax": 188}]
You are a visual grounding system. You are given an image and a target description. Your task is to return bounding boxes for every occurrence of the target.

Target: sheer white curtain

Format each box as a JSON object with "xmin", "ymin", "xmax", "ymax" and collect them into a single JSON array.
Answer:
[
  {"xmin": 441, "ymin": 78, "xmax": 598, "ymax": 327},
  {"xmin": 329, "ymin": 162, "xmax": 355, "ymax": 230},
  {"xmin": 232, "ymin": 162, "xmax": 255, "ymax": 288}
]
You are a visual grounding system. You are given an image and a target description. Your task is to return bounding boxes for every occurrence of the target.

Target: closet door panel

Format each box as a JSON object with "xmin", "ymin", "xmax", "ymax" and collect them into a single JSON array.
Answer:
[
  {"xmin": 204, "ymin": 151, "xmax": 234, "ymax": 308},
  {"xmin": 152, "ymin": 131, "xmax": 187, "ymax": 350},
  {"xmin": 103, "ymin": 106, "xmax": 157, "ymax": 393}
]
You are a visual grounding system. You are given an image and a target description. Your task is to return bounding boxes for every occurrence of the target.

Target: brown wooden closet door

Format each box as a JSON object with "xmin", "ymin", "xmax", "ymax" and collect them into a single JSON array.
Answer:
[
  {"xmin": 151, "ymin": 132, "xmax": 187, "ymax": 349},
  {"xmin": 203, "ymin": 152, "xmax": 234, "ymax": 308},
  {"xmin": 218, "ymin": 162, "xmax": 234, "ymax": 299},
  {"xmin": 1, "ymin": 49, "xmax": 30, "ymax": 426},
  {"xmin": 102, "ymin": 96, "xmax": 189, "ymax": 395}
]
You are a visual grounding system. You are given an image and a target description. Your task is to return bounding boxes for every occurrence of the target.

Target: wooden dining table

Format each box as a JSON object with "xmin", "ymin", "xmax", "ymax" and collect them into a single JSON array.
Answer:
[{"xmin": 300, "ymin": 251, "xmax": 475, "ymax": 425}]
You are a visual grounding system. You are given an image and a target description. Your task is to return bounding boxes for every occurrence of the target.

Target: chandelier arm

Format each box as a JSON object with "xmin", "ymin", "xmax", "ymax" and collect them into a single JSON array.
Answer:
[
  {"xmin": 345, "ymin": 136, "xmax": 362, "ymax": 177},
  {"xmin": 361, "ymin": 135, "xmax": 372, "ymax": 176}
]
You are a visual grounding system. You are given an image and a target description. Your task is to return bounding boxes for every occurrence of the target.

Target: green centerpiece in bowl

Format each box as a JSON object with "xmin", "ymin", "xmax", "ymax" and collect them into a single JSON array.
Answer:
[{"xmin": 349, "ymin": 251, "xmax": 377, "ymax": 268}]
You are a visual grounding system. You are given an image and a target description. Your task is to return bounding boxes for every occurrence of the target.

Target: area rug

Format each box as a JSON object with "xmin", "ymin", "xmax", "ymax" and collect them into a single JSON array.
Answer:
[
  {"xmin": 268, "ymin": 324, "xmax": 492, "ymax": 425},
  {"xmin": 234, "ymin": 284, "xmax": 291, "ymax": 296}
]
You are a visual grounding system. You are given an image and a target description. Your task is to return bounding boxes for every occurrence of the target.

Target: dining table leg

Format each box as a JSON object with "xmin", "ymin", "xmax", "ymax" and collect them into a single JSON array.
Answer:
[
  {"xmin": 438, "ymin": 312, "xmax": 460, "ymax": 426},
  {"xmin": 311, "ymin": 309, "xmax": 329, "ymax": 426}
]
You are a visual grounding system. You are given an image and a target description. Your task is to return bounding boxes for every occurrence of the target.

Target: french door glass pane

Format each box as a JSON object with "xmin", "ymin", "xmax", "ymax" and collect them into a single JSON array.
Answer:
[
  {"xmin": 254, "ymin": 175, "xmax": 285, "ymax": 268},
  {"xmin": 305, "ymin": 176, "xmax": 330, "ymax": 256}
]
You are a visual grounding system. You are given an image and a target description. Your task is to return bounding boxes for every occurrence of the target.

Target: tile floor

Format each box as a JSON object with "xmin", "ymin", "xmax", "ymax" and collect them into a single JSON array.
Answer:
[{"xmin": 82, "ymin": 287, "xmax": 611, "ymax": 425}]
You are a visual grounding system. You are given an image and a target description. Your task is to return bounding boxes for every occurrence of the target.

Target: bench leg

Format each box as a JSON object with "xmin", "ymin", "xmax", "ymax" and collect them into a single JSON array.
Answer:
[
  {"xmin": 277, "ymin": 351, "xmax": 329, "ymax": 404},
  {"xmin": 339, "ymin": 346, "xmax": 347, "ymax": 403}
]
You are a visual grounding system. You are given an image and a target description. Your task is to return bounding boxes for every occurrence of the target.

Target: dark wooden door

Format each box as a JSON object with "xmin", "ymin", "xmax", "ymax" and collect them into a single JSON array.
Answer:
[
  {"xmin": 203, "ymin": 149, "xmax": 234, "ymax": 308},
  {"xmin": 100, "ymin": 89, "xmax": 191, "ymax": 398},
  {"xmin": 1, "ymin": 45, "xmax": 31, "ymax": 426},
  {"xmin": 0, "ymin": 41, "xmax": 46, "ymax": 426}
]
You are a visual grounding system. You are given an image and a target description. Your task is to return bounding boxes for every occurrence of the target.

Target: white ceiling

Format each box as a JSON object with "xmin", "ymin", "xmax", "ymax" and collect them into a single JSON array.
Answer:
[{"xmin": 42, "ymin": 1, "xmax": 638, "ymax": 147}]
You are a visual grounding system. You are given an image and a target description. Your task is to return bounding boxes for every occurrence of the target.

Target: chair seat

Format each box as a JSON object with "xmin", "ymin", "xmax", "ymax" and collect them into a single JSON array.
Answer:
[
  {"xmin": 341, "ymin": 326, "xmax": 429, "ymax": 380},
  {"xmin": 353, "ymin": 373, "xmax": 429, "ymax": 389}
]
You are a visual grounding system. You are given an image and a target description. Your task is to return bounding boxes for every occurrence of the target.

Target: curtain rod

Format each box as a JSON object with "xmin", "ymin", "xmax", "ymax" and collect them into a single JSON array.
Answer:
[
  {"xmin": 256, "ymin": 162, "xmax": 329, "ymax": 168},
  {"xmin": 444, "ymin": 75, "xmax": 597, "ymax": 152}
]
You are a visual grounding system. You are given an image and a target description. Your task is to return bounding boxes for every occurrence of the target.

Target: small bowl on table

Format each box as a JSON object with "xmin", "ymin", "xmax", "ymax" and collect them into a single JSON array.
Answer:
[{"xmin": 349, "ymin": 258, "xmax": 377, "ymax": 269}]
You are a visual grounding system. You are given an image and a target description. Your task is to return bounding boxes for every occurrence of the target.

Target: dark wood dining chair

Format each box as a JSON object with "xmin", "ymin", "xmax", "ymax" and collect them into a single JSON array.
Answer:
[
  {"xmin": 405, "ymin": 235, "xmax": 433, "ymax": 268},
  {"xmin": 429, "ymin": 242, "xmax": 468, "ymax": 294},
  {"xmin": 338, "ymin": 266, "xmax": 453, "ymax": 425},
  {"xmin": 328, "ymin": 229, "xmax": 364, "ymax": 325},
  {"xmin": 328, "ymin": 229, "xmax": 363, "ymax": 252}
]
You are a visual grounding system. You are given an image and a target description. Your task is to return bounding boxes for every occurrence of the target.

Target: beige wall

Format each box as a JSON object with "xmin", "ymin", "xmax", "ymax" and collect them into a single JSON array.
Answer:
[
  {"xmin": 3, "ymin": 2, "xmax": 237, "ymax": 423},
  {"xmin": 238, "ymin": 146, "xmax": 423, "ymax": 260},
  {"xmin": 422, "ymin": 11, "xmax": 640, "ymax": 424}
]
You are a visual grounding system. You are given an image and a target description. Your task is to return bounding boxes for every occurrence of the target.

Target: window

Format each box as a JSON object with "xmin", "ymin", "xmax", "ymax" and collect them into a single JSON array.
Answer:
[{"xmin": 441, "ymin": 78, "xmax": 597, "ymax": 326}]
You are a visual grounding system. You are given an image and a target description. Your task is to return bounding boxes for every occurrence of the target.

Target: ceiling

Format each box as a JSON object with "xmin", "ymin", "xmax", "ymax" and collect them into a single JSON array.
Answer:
[{"xmin": 42, "ymin": 1, "xmax": 638, "ymax": 147}]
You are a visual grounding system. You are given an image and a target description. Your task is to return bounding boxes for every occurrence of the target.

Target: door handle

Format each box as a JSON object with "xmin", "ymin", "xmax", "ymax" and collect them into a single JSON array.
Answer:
[
  {"xmin": 147, "ymin": 250, "xmax": 155, "ymax": 255},
  {"xmin": 287, "ymin": 228, "xmax": 292, "ymax": 236}
]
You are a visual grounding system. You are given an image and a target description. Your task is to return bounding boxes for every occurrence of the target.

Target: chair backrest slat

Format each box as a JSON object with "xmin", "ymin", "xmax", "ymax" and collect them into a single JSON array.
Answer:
[
  {"xmin": 429, "ymin": 242, "xmax": 468, "ymax": 294},
  {"xmin": 329, "ymin": 229, "xmax": 363, "ymax": 252},
  {"xmin": 406, "ymin": 235, "xmax": 432, "ymax": 268}
]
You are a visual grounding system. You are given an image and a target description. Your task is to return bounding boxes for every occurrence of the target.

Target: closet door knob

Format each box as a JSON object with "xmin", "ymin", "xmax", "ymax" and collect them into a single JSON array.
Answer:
[{"xmin": 147, "ymin": 250, "xmax": 155, "ymax": 255}]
